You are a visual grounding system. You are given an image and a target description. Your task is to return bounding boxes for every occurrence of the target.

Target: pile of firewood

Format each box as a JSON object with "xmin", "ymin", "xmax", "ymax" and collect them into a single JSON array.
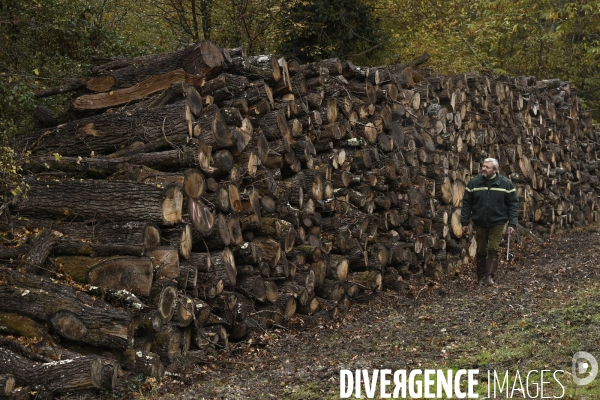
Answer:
[{"xmin": 0, "ymin": 39, "xmax": 597, "ymax": 397}]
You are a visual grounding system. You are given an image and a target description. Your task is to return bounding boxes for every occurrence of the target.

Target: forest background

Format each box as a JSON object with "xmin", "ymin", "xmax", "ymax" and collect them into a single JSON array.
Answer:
[{"xmin": 1, "ymin": 0, "xmax": 599, "ymax": 198}]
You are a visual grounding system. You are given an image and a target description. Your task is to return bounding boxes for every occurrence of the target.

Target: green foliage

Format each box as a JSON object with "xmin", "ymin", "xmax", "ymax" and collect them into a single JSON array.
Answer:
[
  {"xmin": 278, "ymin": 0, "xmax": 384, "ymax": 63},
  {"xmin": 374, "ymin": 0, "xmax": 478, "ymax": 71},
  {"xmin": 374, "ymin": 0, "xmax": 600, "ymax": 118},
  {"xmin": 148, "ymin": 0, "xmax": 285, "ymax": 55},
  {"xmin": 0, "ymin": 118, "xmax": 29, "ymax": 203},
  {"xmin": 0, "ymin": 0, "xmax": 176, "ymax": 199},
  {"xmin": 210, "ymin": 0, "xmax": 285, "ymax": 55},
  {"xmin": 148, "ymin": 0, "xmax": 212, "ymax": 42},
  {"xmin": 0, "ymin": 0, "xmax": 177, "ymax": 130},
  {"xmin": 464, "ymin": 0, "xmax": 600, "ymax": 118},
  {"xmin": 0, "ymin": 48, "xmax": 36, "ymax": 202}
]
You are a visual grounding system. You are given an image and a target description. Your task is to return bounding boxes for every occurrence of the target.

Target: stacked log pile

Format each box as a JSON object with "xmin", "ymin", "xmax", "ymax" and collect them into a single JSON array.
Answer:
[{"xmin": 1, "ymin": 39, "xmax": 598, "ymax": 396}]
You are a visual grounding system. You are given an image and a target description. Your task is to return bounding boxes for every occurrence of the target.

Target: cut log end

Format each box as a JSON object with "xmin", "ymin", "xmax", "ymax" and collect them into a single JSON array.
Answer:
[
  {"xmin": 143, "ymin": 223, "xmax": 162, "ymax": 251},
  {"xmin": 184, "ymin": 169, "xmax": 206, "ymax": 199},
  {"xmin": 162, "ymin": 184, "xmax": 184, "ymax": 225}
]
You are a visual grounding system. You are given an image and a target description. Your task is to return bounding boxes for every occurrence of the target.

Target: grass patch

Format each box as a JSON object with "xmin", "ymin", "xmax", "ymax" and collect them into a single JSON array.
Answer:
[
  {"xmin": 436, "ymin": 282, "xmax": 600, "ymax": 398},
  {"xmin": 328, "ymin": 281, "xmax": 600, "ymax": 399}
]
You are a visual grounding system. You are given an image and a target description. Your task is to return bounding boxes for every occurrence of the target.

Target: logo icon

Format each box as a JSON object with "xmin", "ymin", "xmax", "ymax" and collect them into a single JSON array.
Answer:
[{"xmin": 572, "ymin": 351, "xmax": 598, "ymax": 385}]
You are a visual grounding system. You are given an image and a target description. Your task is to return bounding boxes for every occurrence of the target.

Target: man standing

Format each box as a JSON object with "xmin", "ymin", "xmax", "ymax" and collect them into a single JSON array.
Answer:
[{"xmin": 461, "ymin": 158, "xmax": 519, "ymax": 286}]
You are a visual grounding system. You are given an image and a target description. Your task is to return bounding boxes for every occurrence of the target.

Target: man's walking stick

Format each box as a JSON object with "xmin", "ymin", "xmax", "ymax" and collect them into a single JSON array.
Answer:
[{"xmin": 506, "ymin": 231, "xmax": 512, "ymax": 261}]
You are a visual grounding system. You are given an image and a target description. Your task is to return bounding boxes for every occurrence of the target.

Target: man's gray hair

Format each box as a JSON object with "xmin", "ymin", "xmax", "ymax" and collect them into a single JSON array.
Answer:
[{"xmin": 484, "ymin": 158, "xmax": 499, "ymax": 171}]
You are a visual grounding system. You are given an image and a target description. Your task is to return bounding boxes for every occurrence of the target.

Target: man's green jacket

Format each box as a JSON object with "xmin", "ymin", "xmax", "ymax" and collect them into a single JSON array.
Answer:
[{"xmin": 460, "ymin": 173, "xmax": 519, "ymax": 228}]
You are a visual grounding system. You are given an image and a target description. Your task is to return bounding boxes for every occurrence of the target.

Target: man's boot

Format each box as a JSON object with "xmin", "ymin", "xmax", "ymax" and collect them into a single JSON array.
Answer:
[
  {"xmin": 476, "ymin": 257, "xmax": 486, "ymax": 285},
  {"xmin": 484, "ymin": 258, "xmax": 499, "ymax": 286}
]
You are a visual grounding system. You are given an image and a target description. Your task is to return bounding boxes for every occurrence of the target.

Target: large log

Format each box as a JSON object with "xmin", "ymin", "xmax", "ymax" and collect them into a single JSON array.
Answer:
[
  {"xmin": 151, "ymin": 324, "xmax": 182, "ymax": 363},
  {"xmin": 119, "ymin": 349, "xmax": 164, "ymax": 378},
  {"xmin": 73, "ymin": 70, "xmax": 206, "ymax": 110},
  {"xmin": 144, "ymin": 246, "xmax": 180, "ymax": 279},
  {"xmin": 17, "ymin": 101, "xmax": 189, "ymax": 156},
  {"xmin": 89, "ymin": 39, "xmax": 224, "ymax": 90},
  {"xmin": 12, "ymin": 178, "xmax": 183, "ymax": 226},
  {"xmin": 0, "ymin": 267, "xmax": 134, "ymax": 350},
  {"xmin": 193, "ymin": 104, "xmax": 235, "ymax": 149},
  {"xmin": 161, "ymin": 223, "xmax": 193, "ymax": 259},
  {"xmin": 53, "ymin": 241, "xmax": 145, "ymax": 257},
  {"xmin": 27, "ymin": 148, "xmax": 197, "ymax": 177},
  {"xmin": 0, "ymin": 348, "xmax": 104, "ymax": 394},
  {"xmin": 211, "ymin": 247, "xmax": 237, "ymax": 287},
  {"xmin": 1, "ymin": 218, "xmax": 161, "ymax": 249}
]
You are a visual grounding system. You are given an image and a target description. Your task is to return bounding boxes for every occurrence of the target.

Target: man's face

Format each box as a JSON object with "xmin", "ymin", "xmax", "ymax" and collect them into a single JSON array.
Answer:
[{"xmin": 481, "ymin": 162, "xmax": 495, "ymax": 177}]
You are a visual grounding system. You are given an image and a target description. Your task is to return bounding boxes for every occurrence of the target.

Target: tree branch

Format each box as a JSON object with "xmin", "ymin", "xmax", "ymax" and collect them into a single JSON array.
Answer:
[
  {"xmin": 456, "ymin": 28, "xmax": 496, "ymax": 78},
  {"xmin": 343, "ymin": 44, "xmax": 382, "ymax": 59}
]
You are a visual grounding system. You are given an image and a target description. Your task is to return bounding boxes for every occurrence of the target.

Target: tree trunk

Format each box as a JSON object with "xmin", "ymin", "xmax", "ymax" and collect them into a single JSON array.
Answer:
[
  {"xmin": 2, "ymin": 219, "xmax": 161, "ymax": 249},
  {"xmin": 0, "ymin": 348, "xmax": 104, "ymax": 394},
  {"xmin": 74, "ymin": 70, "xmax": 206, "ymax": 110},
  {"xmin": 18, "ymin": 102, "xmax": 189, "ymax": 156},
  {"xmin": 89, "ymin": 40, "xmax": 224, "ymax": 90},
  {"xmin": 13, "ymin": 178, "xmax": 183, "ymax": 226},
  {"xmin": 0, "ymin": 267, "xmax": 133, "ymax": 349}
]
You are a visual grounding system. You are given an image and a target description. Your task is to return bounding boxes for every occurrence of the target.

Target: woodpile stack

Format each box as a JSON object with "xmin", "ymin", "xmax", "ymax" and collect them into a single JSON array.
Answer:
[{"xmin": 1, "ymin": 39, "xmax": 598, "ymax": 396}]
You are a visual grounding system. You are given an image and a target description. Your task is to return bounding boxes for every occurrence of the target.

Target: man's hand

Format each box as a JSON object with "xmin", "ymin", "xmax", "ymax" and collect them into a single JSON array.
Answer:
[{"xmin": 507, "ymin": 226, "xmax": 515, "ymax": 235}]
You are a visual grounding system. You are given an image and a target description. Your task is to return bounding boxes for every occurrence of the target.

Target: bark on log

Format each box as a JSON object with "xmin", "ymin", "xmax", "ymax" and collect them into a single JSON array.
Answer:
[
  {"xmin": 0, "ymin": 348, "xmax": 104, "ymax": 393},
  {"xmin": 161, "ymin": 224, "xmax": 193, "ymax": 259},
  {"xmin": 87, "ymin": 257, "xmax": 154, "ymax": 296},
  {"xmin": 90, "ymin": 40, "xmax": 224, "ymax": 90},
  {"xmin": 35, "ymin": 78, "xmax": 85, "ymax": 99},
  {"xmin": 237, "ymin": 275, "xmax": 267, "ymax": 302},
  {"xmin": 12, "ymin": 178, "xmax": 183, "ymax": 226},
  {"xmin": 18, "ymin": 102, "xmax": 190, "ymax": 156},
  {"xmin": 0, "ymin": 267, "xmax": 133, "ymax": 349},
  {"xmin": 210, "ymin": 247, "xmax": 237, "ymax": 287},
  {"xmin": 20, "ymin": 228, "xmax": 59, "ymax": 274},
  {"xmin": 73, "ymin": 70, "xmax": 206, "ymax": 110},
  {"xmin": 27, "ymin": 145, "xmax": 199, "ymax": 177},
  {"xmin": 0, "ymin": 312, "xmax": 53, "ymax": 343},
  {"xmin": 120, "ymin": 349, "xmax": 164, "ymax": 378},
  {"xmin": 151, "ymin": 324, "xmax": 182, "ymax": 363},
  {"xmin": 53, "ymin": 240, "xmax": 145, "ymax": 257}
]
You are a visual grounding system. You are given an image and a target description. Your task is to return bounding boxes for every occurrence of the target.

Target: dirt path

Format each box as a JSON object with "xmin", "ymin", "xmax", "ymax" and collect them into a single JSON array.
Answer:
[{"xmin": 111, "ymin": 224, "xmax": 600, "ymax": 400}]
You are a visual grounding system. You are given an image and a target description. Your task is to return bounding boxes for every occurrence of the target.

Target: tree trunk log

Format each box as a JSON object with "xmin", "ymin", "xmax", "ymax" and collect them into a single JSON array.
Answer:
[
  {"xmin": 90, "ymin": 40, "xmax": 224, "ymax": 90},
  {"xmin": 0, "ymin": 348, "xmax": 104, "ymax": 394},
  {"xmin": 18, "ymin": 102, "xmax": 190, "ymax": 156},
  {"xmin": 12, "ymin": 178, "xmax": 182, "ymax": 226},
  {"xmin": 0, "ymin": 267, "xmax": 133, "ymax": 349}
]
